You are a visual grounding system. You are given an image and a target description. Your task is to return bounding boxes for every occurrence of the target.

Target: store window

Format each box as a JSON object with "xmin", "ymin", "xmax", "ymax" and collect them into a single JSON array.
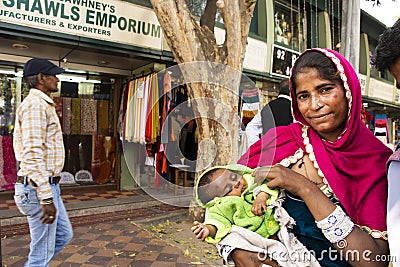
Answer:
[
  {"xmin": 274, "ymin": 1, "xmax": 306, "ymax": 51},
  {"xmin": 49, "ymin": 76, "xmax": 117, "ymax": 186},
  {"xmin": 0, "ymin": 69, "xmax": 18, "ymax": 191}
]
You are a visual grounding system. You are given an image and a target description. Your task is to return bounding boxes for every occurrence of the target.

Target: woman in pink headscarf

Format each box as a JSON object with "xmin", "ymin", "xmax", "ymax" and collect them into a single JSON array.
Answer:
[{"xmin": 218, "ymin": 48, "xmax": 392, "ymax": 267}]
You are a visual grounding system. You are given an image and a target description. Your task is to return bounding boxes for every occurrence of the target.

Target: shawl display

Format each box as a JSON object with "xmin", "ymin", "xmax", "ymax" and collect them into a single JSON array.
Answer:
[
  {"xmin": 97, "ymin": 100, "xmax": 109, "ymax": 135},
  {"xmin": 71, "ymin": 98, "xmax": 81, "ymax": 135},
  {"xmin": 62, "ymin": 97, "xmax": 72, "ymax": 135},
  {"xmin": 0, "ymin": 136, "xmax": 17, "ymax": 190},
  {"xmin": 80, "ymin": 99, "xmax": 97, "ymax": 135},
  {"xmin": 238, "ymin": 48, "xmax": 392, "ymax": 232},
  {"xmin": 53, "ymin": 96, "xmax": 63, "ymax": 129}
]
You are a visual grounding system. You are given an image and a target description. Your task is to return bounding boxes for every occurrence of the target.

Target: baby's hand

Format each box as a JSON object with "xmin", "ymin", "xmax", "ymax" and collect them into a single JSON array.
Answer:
[
  {"xmin": 191, "ymin": 221, "xmax": 210, "ymax": 241},
  {"xmin": 252, "ymin": 191, "xmax": 269, "ymax": 216}
]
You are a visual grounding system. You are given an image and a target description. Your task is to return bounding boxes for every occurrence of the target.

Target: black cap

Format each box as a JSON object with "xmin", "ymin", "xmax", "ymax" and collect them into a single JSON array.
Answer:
[{"xmin": 23, "ymin": 58, "xmax": 64, "ymax": 77}]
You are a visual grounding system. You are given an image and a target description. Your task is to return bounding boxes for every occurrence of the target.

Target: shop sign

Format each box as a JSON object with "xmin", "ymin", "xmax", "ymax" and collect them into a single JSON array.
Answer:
[
  {"xmin": 270, "ymin": 44, "xmax": 300, "ymax": 78},
  {"xmin": 369, "ymin": 77, "xmax": 394, "ymax": 102},
  {"xmin": 214, "ymin": 27, "xmax": 268, "ymax": 73},
  {"xmin": 243, "ymin": 38, "xmax": 268, "ymax": 73},
  {"xmin": 358, "ymin": 73, "xmax": 367, "ymax": 95},
  {"xmin": 0, "ymin": 0, "xmax": 162, "ymax": 50}
]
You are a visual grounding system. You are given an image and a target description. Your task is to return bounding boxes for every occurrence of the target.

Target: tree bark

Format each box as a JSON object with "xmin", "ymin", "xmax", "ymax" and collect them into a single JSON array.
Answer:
[{"xmin": 150, "ymin": 0, "xmax": 256, "ymax": 221}]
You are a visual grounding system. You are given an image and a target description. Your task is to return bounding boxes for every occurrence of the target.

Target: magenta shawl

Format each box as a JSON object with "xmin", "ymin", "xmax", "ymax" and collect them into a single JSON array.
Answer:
[{"xmin": 238, "ymin": 48, "xmax": 392, "ymax": 232}]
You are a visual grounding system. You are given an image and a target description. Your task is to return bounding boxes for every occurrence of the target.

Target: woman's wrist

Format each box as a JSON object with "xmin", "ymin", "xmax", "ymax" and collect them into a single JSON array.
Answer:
[
  {"xmin": 316, "ymin": 205, "xmax": 354, "ymax": 244},
  {"xmin": 294, "ymin": 177, "xmax": 319, "ymax": 199}
]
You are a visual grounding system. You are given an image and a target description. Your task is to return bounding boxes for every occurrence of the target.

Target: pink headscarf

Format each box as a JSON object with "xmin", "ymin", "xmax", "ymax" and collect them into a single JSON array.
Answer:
[{"xmin": 239, "ymin": 48, "xmax": 392, "ymax": 232}]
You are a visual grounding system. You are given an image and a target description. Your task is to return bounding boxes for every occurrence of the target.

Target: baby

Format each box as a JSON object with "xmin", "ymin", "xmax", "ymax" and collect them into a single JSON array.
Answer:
[{"xmin": 191, "ymin": 164, "xmax": 279, "ymax": 244}]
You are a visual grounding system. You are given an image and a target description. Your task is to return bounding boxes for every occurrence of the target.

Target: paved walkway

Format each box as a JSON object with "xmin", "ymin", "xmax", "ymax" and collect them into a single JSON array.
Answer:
[{"xmin": 0, "ymin": 187, "xmax": 222, "ymax": 267}]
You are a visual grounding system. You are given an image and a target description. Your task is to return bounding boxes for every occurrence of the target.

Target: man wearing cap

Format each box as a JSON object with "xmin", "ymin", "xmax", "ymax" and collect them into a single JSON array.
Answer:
[
  {"xmin": 374, "ymin": 18, "xmax": 400, "ymax": 267},
  {"xmin": 13, "ymin": 58, "xmax": 73, "ymax": 266}
]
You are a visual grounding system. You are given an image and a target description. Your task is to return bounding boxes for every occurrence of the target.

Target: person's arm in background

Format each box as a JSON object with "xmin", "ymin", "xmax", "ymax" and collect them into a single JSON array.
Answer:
[
  {"xmin": 245, "ymin": 112, "xmax": 262, "ymax": 146},
  {"xmin": 387, "ymin": 160, "xmax": 400, "ymax": 267}
]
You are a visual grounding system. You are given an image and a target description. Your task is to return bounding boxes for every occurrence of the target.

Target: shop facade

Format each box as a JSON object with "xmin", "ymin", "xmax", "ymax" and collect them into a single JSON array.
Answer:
[
  {"xmin": 0, "ymin": 0, "xmax": 170, "ymax": 192},
  {"xmin": 1, "ymin": 0, "xmax": 400, "ymax": 194}
]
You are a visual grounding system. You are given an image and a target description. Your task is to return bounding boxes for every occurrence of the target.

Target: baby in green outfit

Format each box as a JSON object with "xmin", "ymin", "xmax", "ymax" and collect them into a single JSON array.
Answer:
[{"xmin": 191, "ymin": 164, "xmax": 280, "ymax": 244}]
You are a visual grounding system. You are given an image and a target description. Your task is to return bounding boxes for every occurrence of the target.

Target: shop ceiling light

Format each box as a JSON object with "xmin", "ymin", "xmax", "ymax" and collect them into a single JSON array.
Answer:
[
  {"xmin": 12, "ymin": 43, "xmax": 29, "ymax": 50},
  {"xmin": 58, "ymin": 74, "xmax": 101, "ymax": 84},
  {"xmin": 0, "ymin": 69, "xmax": 16, "ymax": 75}
]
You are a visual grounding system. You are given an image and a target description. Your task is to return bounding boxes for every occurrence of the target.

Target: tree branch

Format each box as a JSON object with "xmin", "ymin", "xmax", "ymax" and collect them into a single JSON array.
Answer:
[
  {"xmin": 150, "ymin": 0, "xmax": 203, "ymax": 63},
  {"xmin": 200, "ymin": 0, "xmax": 217, "ymax": 33}
]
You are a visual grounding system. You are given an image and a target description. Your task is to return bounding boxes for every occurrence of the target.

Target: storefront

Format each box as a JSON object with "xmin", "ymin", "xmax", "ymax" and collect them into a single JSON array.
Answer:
[{"xmin": 0, "ymin": 0, "xmax": 169, "ymax": 192}]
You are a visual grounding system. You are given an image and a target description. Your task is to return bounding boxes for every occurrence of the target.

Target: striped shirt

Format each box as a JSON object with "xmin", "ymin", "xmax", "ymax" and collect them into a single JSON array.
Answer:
[{"xmin": 14, "ymin": 89, "xmax": 65, "ymax": 200}]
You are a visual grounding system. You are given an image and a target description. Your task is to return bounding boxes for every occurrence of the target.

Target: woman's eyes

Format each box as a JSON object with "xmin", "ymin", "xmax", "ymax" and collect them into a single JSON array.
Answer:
[
  {"xmin": 297, "ymin": 87, "xmax": 334, "ymax": 100},
  {"xmin": 321, "ymin": 86, "xmax": 334, "ymax": 93},
  {"xmin": 297, "ymin": 94, "xmax": 308, "ymax": 100}
]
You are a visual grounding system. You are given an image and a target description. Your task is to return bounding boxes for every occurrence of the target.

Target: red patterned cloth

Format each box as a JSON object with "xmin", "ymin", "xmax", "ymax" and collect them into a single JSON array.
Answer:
[
  {"xmin": 53, "ymin": 97, "xmax": 63, "ymax": 129},
  {"xmin": 3, "ymin": 136, "xmax": 17, "ymax": 188},
  {"xmin": 1, "ymin": 136, "xmax": 17, "ymax": 190}
]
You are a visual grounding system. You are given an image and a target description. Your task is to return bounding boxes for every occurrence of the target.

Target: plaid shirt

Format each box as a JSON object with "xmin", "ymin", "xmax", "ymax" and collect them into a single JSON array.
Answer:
[{"xmin": 14, "ymin": 89, "xmax": 65, "ymax": 200}]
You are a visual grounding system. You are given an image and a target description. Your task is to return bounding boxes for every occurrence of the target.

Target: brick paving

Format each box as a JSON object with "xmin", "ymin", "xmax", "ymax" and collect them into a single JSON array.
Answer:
[
  {"xmin": 0, "ymin": 189, "xmax": 220, "ymax": 267},
  {"xmin": 2, "ymin": 218, "xmax": 216, "ymax": 267},
  {"xmin": 1, "ymin": 204, "xmax": 182, "ymax": 238}
]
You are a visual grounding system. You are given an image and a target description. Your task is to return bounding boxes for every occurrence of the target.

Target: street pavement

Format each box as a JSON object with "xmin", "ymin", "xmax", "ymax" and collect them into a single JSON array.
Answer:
[{"xmin": 0, "ymin": 188, "xmax": 222, "ymax": 267}]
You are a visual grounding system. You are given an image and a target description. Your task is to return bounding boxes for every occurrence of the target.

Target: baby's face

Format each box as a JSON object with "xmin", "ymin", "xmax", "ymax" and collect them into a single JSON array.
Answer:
[{"xmin": 207, "ymin": 169, "xmax": 247, "ymax": 198}]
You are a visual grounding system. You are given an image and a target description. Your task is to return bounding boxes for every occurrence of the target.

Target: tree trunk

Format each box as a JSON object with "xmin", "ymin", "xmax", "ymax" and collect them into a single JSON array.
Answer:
[
  {"xmin": 341, "ymin": 0, "xmax": 360, "ymax": 71},
  {"xmin": 150, "ymin": 0, "xmax": 256, "ymax": 221}
]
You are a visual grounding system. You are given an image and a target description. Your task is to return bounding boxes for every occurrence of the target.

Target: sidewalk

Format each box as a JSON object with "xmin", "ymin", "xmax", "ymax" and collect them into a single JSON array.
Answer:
[{"xmin": 0, "ymin": 187, "xmax": 222, "ymax": 267}]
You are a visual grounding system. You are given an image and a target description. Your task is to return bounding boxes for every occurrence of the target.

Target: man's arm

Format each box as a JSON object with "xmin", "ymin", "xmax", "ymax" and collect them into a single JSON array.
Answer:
[{"xmin": 245, "ymin": 112, "xmax": 262, "ymax": 146}]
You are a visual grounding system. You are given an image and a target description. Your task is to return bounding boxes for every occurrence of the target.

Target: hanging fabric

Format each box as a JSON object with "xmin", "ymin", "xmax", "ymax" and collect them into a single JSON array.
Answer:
[
  {"xmin": 0, "ymin": 136, "xmax": 17, "ymax": 190},
  {"xmin": 53, "ymin": 96, "xmax": 63, "ymax": 130},
  {"xmin": 154, "ymin": 71, "xmax": 172, "ymax": 189},
  {"xmin": 62, "ymin": 97, "xmax": 72, "ymax": 135},
  {"xmin": 240, "ymin": 87, "xmax": 260, "ymax": 126},
  {"xmin": 71, "ymin": 98, "xmax": 81, "ymax": 135},
  {"xmin": 97, "ymin": 100, "xmax": 109, "ymax": 135},
  {"xmin": 81, "ymin": 99, "xmax": 97, "ymax": 135}
]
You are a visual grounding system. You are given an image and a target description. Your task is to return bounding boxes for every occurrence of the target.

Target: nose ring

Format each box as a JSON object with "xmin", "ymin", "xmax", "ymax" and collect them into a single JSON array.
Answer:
[{"xmin": 317, "ymin": 102, "xmax": 323, "ymax": 108}]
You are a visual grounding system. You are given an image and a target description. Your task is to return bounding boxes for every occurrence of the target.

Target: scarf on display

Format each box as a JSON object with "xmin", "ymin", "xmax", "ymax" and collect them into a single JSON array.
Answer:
[{"xmin": 238, "ymin": 48, "xmax": 392, "ymax": 232}]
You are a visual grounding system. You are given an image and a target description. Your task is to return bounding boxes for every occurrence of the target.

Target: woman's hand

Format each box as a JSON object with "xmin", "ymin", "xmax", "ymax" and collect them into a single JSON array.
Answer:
[
  {"xmin": 252, "ymin": 192, "xmax": 268, "ymax": 216},
  {"xmin": 191, "ymin": 221, "xmax": 210, "ymax": 241},
  {"xmin": 253, "ymin": 165, "xmax": 313, "ymax": 197}
]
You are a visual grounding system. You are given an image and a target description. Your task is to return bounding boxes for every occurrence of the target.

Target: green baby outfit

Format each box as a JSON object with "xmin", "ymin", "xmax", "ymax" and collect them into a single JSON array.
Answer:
[{"xmin": 195, "ymin": 164, "xmax": 280, "ymax": 244}]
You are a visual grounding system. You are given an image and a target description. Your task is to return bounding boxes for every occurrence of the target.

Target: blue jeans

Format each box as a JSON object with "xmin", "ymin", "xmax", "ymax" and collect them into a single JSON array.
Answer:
[{"xmin": 14, "ymin": 183, "xmax": 73, "ymax": 267}]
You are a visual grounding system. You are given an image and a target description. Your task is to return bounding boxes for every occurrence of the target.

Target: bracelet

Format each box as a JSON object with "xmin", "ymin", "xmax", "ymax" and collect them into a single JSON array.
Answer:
[
  {"xmin": 316, "ymin": 206, "xmax": 346, "ymax": 230},
  {"xmin": 316, "ymin": 205, "xmax": 354, "ymax": 243},
  {"xmin": 40, "ymin": 198, "xmax": 54, "ymax": 205}
]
